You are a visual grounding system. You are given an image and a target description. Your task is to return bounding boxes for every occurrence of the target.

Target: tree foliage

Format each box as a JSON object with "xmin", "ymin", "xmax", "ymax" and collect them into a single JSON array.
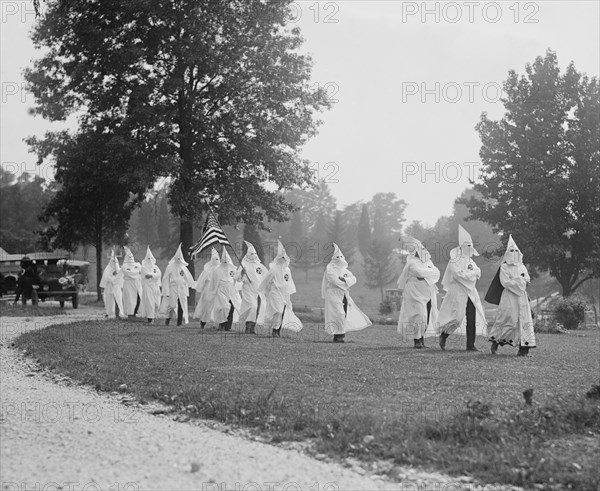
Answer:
[
  {"xmin": 0, "ymin": 169, "xmax": 53, "ymax": 253},
  {"xmin": 357, "ymin": 203, "xmax": 372, "ymax": 258},
  {"xmin": 25, "ymin": 0, "xmax": 331, "ymax": 278},
  {"xmin": 363, "ymin": 238, "xmax": 398, "ymax": 301},
  {"xmin": 461, "ymin": 50, "xmax": 600, "ymax": 296}
]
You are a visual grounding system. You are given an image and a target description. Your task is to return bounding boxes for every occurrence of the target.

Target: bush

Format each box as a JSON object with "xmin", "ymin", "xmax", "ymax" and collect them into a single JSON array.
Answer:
[
  {"xmin": 378, "ymin": 298, "xmax": 393, "ymax": 315},
  {"xmin": 552, "ymin": 295, "xmax": 588, "ymax": 330}
]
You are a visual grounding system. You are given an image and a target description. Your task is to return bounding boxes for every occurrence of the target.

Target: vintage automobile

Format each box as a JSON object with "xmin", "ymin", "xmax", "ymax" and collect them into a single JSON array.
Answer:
[{"xmin": 36, "ymin": 258, "xmax": 90, "ymax": 308}]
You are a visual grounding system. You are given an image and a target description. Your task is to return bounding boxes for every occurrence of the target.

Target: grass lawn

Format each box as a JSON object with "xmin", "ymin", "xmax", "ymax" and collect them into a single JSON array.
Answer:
[{"xmin": 15, "ymin": 319, "xmax": 600, "ymax": 490}]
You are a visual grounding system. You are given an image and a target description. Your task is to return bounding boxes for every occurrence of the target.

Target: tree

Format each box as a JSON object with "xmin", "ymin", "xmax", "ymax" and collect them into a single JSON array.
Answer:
[
  {"xmin": 293, "ymin": 236, "xmax": 319, "ymax": 282},
  {"xmin": 156, "ymin": 193, "xmax": 171, "ymax": 257},
  {"xmin": 242, "ymin": 223, "xmax": 264, "ymax": 262},
  {"xmin": 461, "ymin": 50, "xmax": 600, "ymax": 296},
  {"xmin": 285, "ymin": 181, "xmax": 337, "ymax": 237},
  {"xmin": 288, "ymin": 210, "xmax": 304, "ymax": 246},
  {"xmin": 326, "ymin": 210, "xmax": 355, "ymax": 267},
  {"xmin": 33, "ymin": 127, "xmax": 149, "ymax": 301},
  {"xmin": 369, "ymin": 193, "xmax": 407, "ymax": 240},
  {"xmin": 357, "ymin": 203, "xmax": 372, "ymax": 257},
  {"xmin": 25, "ymin": 1, "xmax": 331, "ymax": 281},
  {"xmin": 0, "ymin": 169, "xmax": 53, "ymax": 253},
  {"xmin": 363, "ymin": 238, "xmax": 398, "ymax": 301}
]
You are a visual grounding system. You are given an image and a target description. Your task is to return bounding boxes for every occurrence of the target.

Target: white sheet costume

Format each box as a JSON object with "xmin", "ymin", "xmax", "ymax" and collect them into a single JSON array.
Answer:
[
  {"xmin": 208, "ymin": 248, "xmax": 242, "ymax": 329},
  {"xmin": 139, "ymin": 246, "xmax": 161, "ymax": 321},
  {"xmin": 159, "ymin": 244, "xmax": 195, "ymax": 325},
  {"xmin": 192, "ymin": 248, "xmax": 220, "ymax": 326},
  {"xmin": 438, "ymin": 225, "xmax": 487, "ymax": 350},
  {"xmin": 322, "ymin": 243, "xmax": 371, "ymax": 342},
  {"xmin": 487, "ymin": 235, "xmax": 536, "ymax": 355},
  {"xmin": 237, "ymin": 241, "xmax": 267, "ymax": 333},
  {"xmin": 99, "ymin": 249, "xmax": 124, "ymax": 318},
  {"xmin": 396, "ymin": 238, "xmax": 440, "ymax": 347},
  {"xmin": 121, "ymin": 247, "xmax": 143, "ymax": 316},
  {"xmin": 259, "ymin": 240, "xmax": 303, "ymax": 336}
]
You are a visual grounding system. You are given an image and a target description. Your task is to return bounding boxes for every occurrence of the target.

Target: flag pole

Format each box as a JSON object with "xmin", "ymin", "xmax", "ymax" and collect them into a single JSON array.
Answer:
[{"xmin": 205, "ymin": 202, "xmax": 251, "ymax": 282}]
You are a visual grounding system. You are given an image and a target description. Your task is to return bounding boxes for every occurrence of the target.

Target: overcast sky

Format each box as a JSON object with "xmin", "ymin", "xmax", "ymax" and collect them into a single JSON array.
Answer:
[{"xmin": 1, "ymin": 1, "xmax": 599, "ymax": 226}]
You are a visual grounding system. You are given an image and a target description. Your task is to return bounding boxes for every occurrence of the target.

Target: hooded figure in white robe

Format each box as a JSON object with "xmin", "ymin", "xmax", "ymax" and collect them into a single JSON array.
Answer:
[
  {"xmin": 486, "ymin": 235, "xmax": 536, "ymax": 355},
  {"xmin": 99, "ymin": 249, "xmax": 124, "ymax": 318},
  {"xmin": 208, "ymin": 248, "xmax": 242, "ymax": 330},
  {"xmin": 396, "ymin": 237, "xmax": 440, "ymax": 348},
  {"xmin": 322, "ymin": 243, "xmax": 371, "ymax": 342},
  {"xmin": 259, "ymin": 240, "xmax": 303, "ymax": 336},
  {"xmin": 159, "ymin": 244, "xmax": 195, "ymax": 325},
  {"xmin": 237, "ymin": 241, "xmax": 267, "ymax": 334},
  {"xmin": 139, "ymin": 246, "xmax": 161, "ymax": 322},
  {"xmin": 192, "ymin": 248, "xmax": 220, "ymax": 327},
  {"xmin": 121, "ymin": 247, "xmax": 143, "ymax": 317},
  {"xmin": 438, "ymin": 225, "xmax": 487, "ymax": 350}
]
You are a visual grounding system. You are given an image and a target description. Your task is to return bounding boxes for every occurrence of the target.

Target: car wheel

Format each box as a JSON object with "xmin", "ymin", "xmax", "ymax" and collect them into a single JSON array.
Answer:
[{"xmin": 72, "ymin": 293, "xmax": 79, "ymax": 309}]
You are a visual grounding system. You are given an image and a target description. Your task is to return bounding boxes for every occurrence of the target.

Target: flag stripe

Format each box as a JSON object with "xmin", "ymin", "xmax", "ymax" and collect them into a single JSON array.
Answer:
[{"xmin": 190, "ymin": 211, "xmax": 231, "ymax": 257}]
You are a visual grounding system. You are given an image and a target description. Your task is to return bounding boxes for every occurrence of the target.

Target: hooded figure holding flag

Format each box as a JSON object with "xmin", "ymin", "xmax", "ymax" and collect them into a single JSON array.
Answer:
[
  {"xmin": 139, "ymin": 246, "xmax": 161, "ymax": 322},
  {"xmin": 259, "ymin": 240, "xmax": 302, "ymax": 337},
  {"xmin": 193, "ymin": 248, "xmax": 220, "ymax": 328},
  {"xmin": 322, "ymin": 243, "xmax": 371, "ymax": 343},
  {"xmin": 396, "ymin": 237, "xmax": 440, "ymax": 348},
  {"xmin": 237, "ymin": 241, "xmax": 267, "ymax": 334},
  {"xmin": 438, "ymin": 225, "xmax": 487, "ymax": 351},
  {"xmin": 486, "ymin": 235, "xmax": 536, "ymax": 356},
  {"xmin": 209, "ymin": 247, "xmax": 242, "ymax": 331},
  {"xmin": 121, "ymin": 247, "xmax": 143, "ymax": 318},
  {"xmin": 99, "ymin": 249, "xmax": 124, "ymax": 318},
  {"xmin": 159, "ymin": 244, "xmax": 195, "ymax": 326}
]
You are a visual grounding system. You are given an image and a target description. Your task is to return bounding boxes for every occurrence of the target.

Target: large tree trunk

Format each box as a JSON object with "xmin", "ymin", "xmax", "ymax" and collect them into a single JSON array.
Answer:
[{"xmin": 180, "ymin": 219, "xmax": 195, "ymax": 304}]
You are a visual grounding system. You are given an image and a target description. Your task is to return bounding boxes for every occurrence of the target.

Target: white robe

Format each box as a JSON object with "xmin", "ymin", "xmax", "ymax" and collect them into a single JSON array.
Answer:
[
  {"xmin": 397, "ymin": 256, "xmax": 440, "ymax": 339},
  {"xmin": 259, "ymin": 262, "xmax": 303, "ymax": 332},
  {"xmin": 322, "ymin": 265, "xmax": 371, "ymax": 335},
  {"xmin": 488, "ymin": 263, "xmax": 536, "ymax": 347},
  {"xmin": 121, "ymin": 261, "xmax": 143, "ymax": 315},
  {"xmin": 209, "ymin": 264, "xmax": 242, "ymax": 324},
  {"xmin": 193, "ymin": 263, "xmax": 218, "ymax": 322},
  {"xmin": 159, "ymin": 262, "xmax": 195, "ymax": 324},
  {"xmin": 139, "ymin": 263, "xmax": 161, "ymax": 319},
  {"xmin": 237, "ymin": 259, "xmax": 267, "ymax": 324},
  {"xmin": 437, "ymin": 256, "xmax": 487, "ymax": 336},
  {"xmin": 99, "ymin": 265, "xmax": 124, "ymax": 318}
]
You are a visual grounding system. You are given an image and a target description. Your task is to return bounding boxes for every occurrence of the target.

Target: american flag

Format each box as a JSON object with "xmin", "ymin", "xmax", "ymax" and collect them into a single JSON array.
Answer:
[{"xmin": 190, "ymin": 210, "xmax": 231, "ymax": 258}]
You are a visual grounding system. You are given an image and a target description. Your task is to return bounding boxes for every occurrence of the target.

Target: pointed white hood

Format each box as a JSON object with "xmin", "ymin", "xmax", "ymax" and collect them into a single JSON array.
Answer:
[
  {"xmin": 458, "ymin": 224, "xmax": 479, "ymax": 258},
  {"xmin": 169, "ymin": 243, "xmax": 188, "ymax": 266},
  {"xmin": 141, "ymin": 246, "xmax": 157, "ymax": 275},
  {"xmin": 123, "ymin": 246, "xmax": 136, "ymax": 265},
  {"xmin": 503, "ymin": 234, "xmax": 523, "ymax": 265},
  {"xmin": 328, "ymin": 243, "xmax": 348, "ymax": 269}
]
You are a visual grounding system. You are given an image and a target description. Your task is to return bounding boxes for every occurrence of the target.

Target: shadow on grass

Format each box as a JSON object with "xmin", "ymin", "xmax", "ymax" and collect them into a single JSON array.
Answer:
[{"xmin": 13, "ymin": 319, "xmax": 600, "ymax": 490}]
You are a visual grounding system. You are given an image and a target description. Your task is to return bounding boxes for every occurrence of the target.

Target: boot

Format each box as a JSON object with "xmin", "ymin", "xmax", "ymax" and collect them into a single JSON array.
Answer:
[
  {"xmin": 165, "ymin": 318, "xmax": 171, "ymax": 326},
  {"xmin": 248, "ymin": 322, "xmax": 257, "ymax": 334},
  {"xmin": 490, "ymin": 341, "xmax": 499, "ymax": 355},
  {"xmin": 147, "ymin": 318, "xmax": 153, "ymax": 323},
  {"xmin": 439, "ymin": 332, "xmax": 449, "ymax": 350},
  {"xmin": 413, "ymin": 339, "xmax": 423, "ymax": 349},
  {"xmin": 245, "ymin": 322, "xmax": 252, "ymax": 334},
  {"xmin": 419, "ymin": 337, "xmax": 426, "ymax": 348},
  {"xmin": 272, "ymin": 328, "xmax": 281, "ymax": 338},
  {"xmin": 200, "ymin": 322, "xmax": 206, "ymax": 329},
  {"xmin": 517, "ymin": 345, "xmax": 529, "ymax": 356}
]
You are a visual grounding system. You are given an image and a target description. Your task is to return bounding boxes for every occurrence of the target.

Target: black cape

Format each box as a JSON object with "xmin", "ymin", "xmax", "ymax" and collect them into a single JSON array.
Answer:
[{"xmin": 484, "ymin": 266, "xmax": 504, "ymax": 305}]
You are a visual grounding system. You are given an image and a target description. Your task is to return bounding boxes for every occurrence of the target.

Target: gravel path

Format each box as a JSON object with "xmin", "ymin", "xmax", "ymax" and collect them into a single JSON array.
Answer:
[{"xmin": 0, "ymin": 308, "xmax": 511, "ymax": 491}]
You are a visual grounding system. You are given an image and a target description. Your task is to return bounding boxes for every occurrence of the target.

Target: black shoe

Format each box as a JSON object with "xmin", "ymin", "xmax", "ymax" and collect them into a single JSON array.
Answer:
[
  {"xmin": 466, "ymin": 346, "xmax": 479, "ymax": 352},
  {"xmin": 200, "ymin": 322, "xmax": 206, "ymax": 329},
  {"xmin": 413, "ymin": 339, "xmax": 423, "ymax": 349},
  {"xmin": 419, "ymin": 337, "xmax": 427, "ymax": 348},
  {"xmin": 517, "ymin": 346, "xmax": 529, "ymax": 356},
  {"xmin": 439, "ymin": 332, "xmax": 449, "ymax": 350},
  {"xmin": 165, "ymin": 318, "xmax": 170, "ymax": 326},
  {"xmin": 272, "ymin": 328, "xmax": 281, "ymax": 338},
  {"xmin": 490, "ymin": 341, "xmax": 498, "ymax": 355}
]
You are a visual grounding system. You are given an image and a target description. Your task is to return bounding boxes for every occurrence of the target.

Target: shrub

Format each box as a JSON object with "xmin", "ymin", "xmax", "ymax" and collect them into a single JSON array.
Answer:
[{"xmin": 552, "ymin": 295, "xmax": 588, "ymax": 330}]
